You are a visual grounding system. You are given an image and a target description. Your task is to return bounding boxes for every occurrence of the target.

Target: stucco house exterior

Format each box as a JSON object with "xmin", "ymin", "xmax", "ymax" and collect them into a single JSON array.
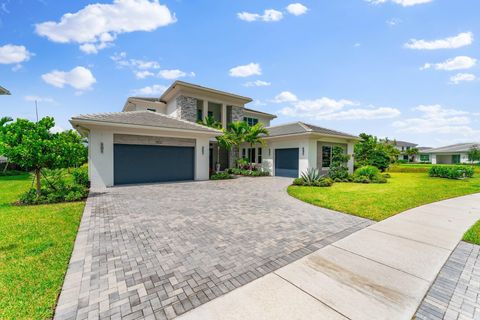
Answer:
[
  {"xmin": 70, "ymin": 81, "xmax": 358, "ymax": 188},
  {"xmin": 390, "ymin": 140, "xmax": 418, "ymax": 161},
  {"xmin": 0, "ymin": 85, "xmax": 10, "ymax": 95},
  {"xmin": 425, "ymin": 143, "xmax": 480, "ymax": 164}
]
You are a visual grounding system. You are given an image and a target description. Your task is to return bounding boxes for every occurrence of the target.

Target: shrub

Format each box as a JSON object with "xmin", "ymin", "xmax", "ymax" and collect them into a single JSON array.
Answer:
[
  {"xmin": 353, "ymin": 166, "xmax": 386, "ymax": 184},
  {"xmin": 72, "ymin": 165, "xmax": 89, "ymax": 187},
  {"xmin": 0, "ymin": 169, "xmax": 26, "ymax": 176},
  {"xmin": 301, "ymin": 168, "xmax": 322, "ymax": 185},
  {"xmin": 314, "ymin": 178, "xmax": 334, "ymax": 187},
  {"xmin": 293, "ymin": 178, "xmax": 304, "ymax": 186},
  {"xmin": 226, "ymin": 168, "xmax": 269, "ymax": 176},
  {"xmin": 355, "ymin": 166, "xmax": 380, "ymax": 180},
  {"xmin": 396, "ymin": 159, "xmax": 408, "ymax": 164},
  {"xmin": 210, "ymin": 172, "xmax": 234, "ymax": 180},
  {"xmin": 18, "ymin": 168, "xmax": 89, "ymax": 205},
  {"xmin": 382, "ymin": 173, "xmax": 391, "ymax": 179},
  {"xmin": 428, "ymin": 165, "xmax": 474, "ymax": 179}
]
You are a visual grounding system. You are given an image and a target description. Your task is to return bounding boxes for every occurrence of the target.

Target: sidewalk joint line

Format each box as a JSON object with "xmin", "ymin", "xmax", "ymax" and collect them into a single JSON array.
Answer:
[
  {"xmin": 367, "ymin": 228, "xmax": 453, "ymax": 252},
  {"xmin": 331, "ymin": 244, "xmax": 431, "ymax": 283},
  {"xmin": 273, "ymin": 273, "xmax": 352, "ymax": 320}
]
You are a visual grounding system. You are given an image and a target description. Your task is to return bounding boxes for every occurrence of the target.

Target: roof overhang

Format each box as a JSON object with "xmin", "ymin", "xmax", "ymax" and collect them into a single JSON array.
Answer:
[
  {"xmin": 70, "ymin": 118, "xmax": 223, "ymax": 138},
  {"xmin": 243, "ymin": 108, "xmax": 277, "ymax": 119},
  {"xmin": 0, "ymin": 86, "xmax": 11, "ymax": 95},
  {"xmin": 122, "ymin": 97, "xmax": 166, "ymax": 112},
  {"xmin": 161, "ymin": 81, "xmax": 253, "ymax": 105}
]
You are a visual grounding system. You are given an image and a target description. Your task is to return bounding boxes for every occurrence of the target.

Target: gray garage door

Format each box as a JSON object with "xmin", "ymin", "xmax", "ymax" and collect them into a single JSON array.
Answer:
[
  {"xmin": 114, "ymin": 144, "xmax": 194, "ymax": 185},
  {"xmin": 275, "ymin": 148, "xmax": 299, "ymax": 178}
]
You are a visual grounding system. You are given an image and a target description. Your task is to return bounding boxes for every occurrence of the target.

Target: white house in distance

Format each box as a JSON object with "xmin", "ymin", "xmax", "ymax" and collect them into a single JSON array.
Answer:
[
  {"xmin": 70, "ymin": 81, "xmax": 358, "ymax": 188},
  {"xmin": 390, "ymin": 140, "xmax": 418, "ymax": 161},
  {"xmin": 424, "ymin": 143, "xmax": 480, "ymax": 164}
]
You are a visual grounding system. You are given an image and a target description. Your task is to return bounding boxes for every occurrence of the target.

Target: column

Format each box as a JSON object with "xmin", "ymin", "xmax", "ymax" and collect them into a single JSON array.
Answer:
[
  {"xmin": 202, "ymin": 100, "xmax": 208, "ymax": 122},
  {"xmin": 221, "ymin": 103, "xmax": 227, "ymax": 129},
  {"xmin": 347, "ymin": 142, "xmax": 354, "ymax": 174}
]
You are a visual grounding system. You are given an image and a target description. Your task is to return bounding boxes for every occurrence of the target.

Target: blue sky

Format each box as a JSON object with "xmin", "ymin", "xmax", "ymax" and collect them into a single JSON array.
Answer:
[{"xmin": 0, "ymin": 0, "xmax": 478, "ymax": 147}]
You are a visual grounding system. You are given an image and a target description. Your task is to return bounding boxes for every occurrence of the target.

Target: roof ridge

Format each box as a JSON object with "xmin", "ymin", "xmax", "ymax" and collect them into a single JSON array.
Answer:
[{"xmin": 298, "ymin": 122, "xmax": 312, "ymax": 132}]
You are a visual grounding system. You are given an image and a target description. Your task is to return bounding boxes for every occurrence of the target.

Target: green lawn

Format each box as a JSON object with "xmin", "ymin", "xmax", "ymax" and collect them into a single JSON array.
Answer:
[
  {"xmin": 0, "ymin": 174, "xmax": 84, "ymax": 319},
  {"xmin": 288, "ymin": 172, "xmax": 480, "ymax": 221},
  {"xmin": 390, "ymin": 163, "xmax": 480, "ymax": 173}
]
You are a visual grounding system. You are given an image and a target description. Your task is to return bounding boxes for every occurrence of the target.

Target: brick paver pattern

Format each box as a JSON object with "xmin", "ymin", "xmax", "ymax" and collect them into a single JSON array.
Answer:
[
  {"xmin": 54, "ymin": 177, "xmax": 372, "ymax": 320},
  {"xmin": 416, "ymin": 241, "xmax": 480, "ymax": 320}
]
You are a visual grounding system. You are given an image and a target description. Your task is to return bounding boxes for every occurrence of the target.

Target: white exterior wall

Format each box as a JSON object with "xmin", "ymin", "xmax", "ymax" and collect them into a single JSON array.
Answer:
[
  {"xmin": 87, "ymin": 125, "xmax": 215, "ymax": 189},
  {"xmin": 261, "ymin": 137, "xmax": 313, "ymax": 178},
  {"xmin": 89, "ymin": 128, "xmax": 114, "ymax": 189},
  {"xmin": 195, "ymin": 137, "xmax": 210, "ymax": 180},
  {"xmin": 262, "ymin": 136, "xmax": 356, "ymax": 177}
]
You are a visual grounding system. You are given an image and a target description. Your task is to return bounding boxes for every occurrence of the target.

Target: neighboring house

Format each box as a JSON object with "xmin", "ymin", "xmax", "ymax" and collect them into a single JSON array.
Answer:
[
  {"xmin": 414, "ymin": 147, "xmax": 433, "ymax": 163},
  {"xmin": 0, "ymin": 85, "xmax": 10, "ymax": 95},
  {"xmin": 390, "ymin": 140, "xmax": 418, "ymax": 161},
  {"xmin": 70, "ymin": 81, "xmax": 358, "ymax": 188},
  {"xmin": 424, "ymin": 143, "xmax": 480, "ymax": 164}
]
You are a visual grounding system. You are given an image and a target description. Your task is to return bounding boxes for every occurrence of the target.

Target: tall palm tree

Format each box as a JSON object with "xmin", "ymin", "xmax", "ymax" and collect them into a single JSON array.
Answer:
[
  {"xmin": 197, "ymin": 115, "xmax": 222, "ymax": 129},
  {"xmin": 244, "ymin": 123, "xmax": 269, "ymax": 169},
  {"xmin": 406, "ymin": 147, "xmax": 419, "ymax": 163},
  {"xmin": 226, "ymin": 121, "xmax": 249, "ymax": 167}
]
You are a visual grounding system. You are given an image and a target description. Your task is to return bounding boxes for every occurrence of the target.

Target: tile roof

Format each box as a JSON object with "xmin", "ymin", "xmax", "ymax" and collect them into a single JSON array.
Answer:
[
  {"xmin": 243, "ymin": 107, "xmax": 277, "ymax": 118},
  {"xmin": 425, "ymin": 142, "xmax": 480, "ymax": 153},
  {"xmin": 71, "ymin": 111, "xmax": 222, "ymax": 134},
  {"xmin": 393, "ymin": 140, "xmax": 418, "ymax": 147},
  {"xmin": 0, "ymin": 86, "xmax": 10, "ymax": 95},
  {"xmin": 266, "ymin": 122, "xmax": 358, "ymax": 139}
]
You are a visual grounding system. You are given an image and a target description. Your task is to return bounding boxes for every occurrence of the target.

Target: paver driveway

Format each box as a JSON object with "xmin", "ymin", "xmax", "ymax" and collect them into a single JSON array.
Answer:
[{"xmin": 55, "ymin": 177, "xmax": 372, "ymax": 320}]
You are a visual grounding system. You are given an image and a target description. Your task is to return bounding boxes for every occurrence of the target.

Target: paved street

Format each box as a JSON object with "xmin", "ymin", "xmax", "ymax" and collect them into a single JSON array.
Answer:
[{"xmin": 54, "ymin": 177, "xmax": 371, "ymax": 320}]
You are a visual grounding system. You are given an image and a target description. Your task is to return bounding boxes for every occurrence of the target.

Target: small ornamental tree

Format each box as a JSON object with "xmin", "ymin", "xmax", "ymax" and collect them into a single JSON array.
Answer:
[
  {"xmin": 328, "ymin": 146, "xmax": 351, "ymax": 180},
  {"xmin": 0, "ymin": 117, "xmax": 87, "ymax": 196},
  {"xmin": 468, "ymin": 145, "xmax": 480, "ymax": 164},
  {"xmin": 354, "ymin": 133, "xmax": 400, "ymax": 171},
  {"xmin": 406, "ymin": 147, "xmax": 419, "ymax": 163}
]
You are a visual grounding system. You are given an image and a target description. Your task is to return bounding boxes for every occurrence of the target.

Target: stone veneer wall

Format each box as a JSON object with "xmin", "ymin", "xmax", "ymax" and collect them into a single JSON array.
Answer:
[
  {"xmin": 176, "ymin": 95, "xmax": 197, "ymax": 122},
  {"xmin": 231, "ymin": 106, "xmax": 244, "ymax": 122}
]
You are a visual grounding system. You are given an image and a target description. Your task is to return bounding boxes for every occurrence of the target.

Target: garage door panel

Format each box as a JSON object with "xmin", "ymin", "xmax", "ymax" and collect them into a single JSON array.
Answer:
[
  {"xmin": 114, "ymin": 144, "xmax": 194, "ymax": 185},
  {"xmin": 275, "ymin": 148, "xmax": 299, "ymax": 178}
]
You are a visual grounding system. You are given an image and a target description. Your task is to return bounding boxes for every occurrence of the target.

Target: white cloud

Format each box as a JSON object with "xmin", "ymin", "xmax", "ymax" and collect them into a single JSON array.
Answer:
[
  {"xmin": 35, "ymin": 0, "xmax": 176, "ymax": 54},
  {"xmin": 0, "ymin": 44, "xmax": 33, "ymax": 64},
  {"xmin": 277, "ymin": 92, "xmax": 400, "ymax": 120},
  {"xmin": 111, "ymin": 52, "xmax": 160, "ymax": 70},
  {"xmin": 449, "ymin": 73, "xmax": 476, "ymax": 85},
  {"xmin": 237, "ymin": 9, "xmax": 283, "ymax": 22},
  {"xmin": 243, "ymin": 80, "xmax": 271, "ymax": 87},
  {"xmin": 24, "ymin": 95, "xmax": 55, "ymax": 103},
  {"xmin": 405, "ymin": 32, "xmax": 474, "ymax": 50},
  {"xmin": 157, "ymin": 69, "xmax": 194, "ymax": 80},
  {"xmin": 286, "ymin": 3, "xmax": 308, "ymax": 16},
  {"xmin": 135, "ymin": 70, "xmax": 154, "ymax": 79},
  {"xmin": 41, "ymin": 66, "xmax": 96, "ymax": 91},
  {"xmin": 229, "ymin": 63, "xmax": 262, "ymax": 77},
  {"xmin": 367, "ymin": 0, "xmax": 433, "ymax": 6},
  {"xmin": 50, "ymin": 126, "xmax": 66, "ymax": 133},
  {"xmin": 393, "ymin": 104, "xmax": 478, "ymax": 136},
  {"xmin": 422, "ymin": 56, "xmax": 477, "ymax": 71},
  {"xmin": 132, "ymin": 84, "xmax": 168, "ymax": 96},
  {"xmin": 273, "ymin": 91, "xmax": 298, "ymax": 103},
  {"xmin": 386, "ymin": 18, "xmax": 402, "ymax": 26}
]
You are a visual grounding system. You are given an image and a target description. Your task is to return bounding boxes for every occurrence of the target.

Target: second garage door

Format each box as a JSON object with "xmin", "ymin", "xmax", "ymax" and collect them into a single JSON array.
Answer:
[
  {"xmin": 275, "ymin": 148, "xmax": 299, "ymax": 178},
  {"xmin": 114, "ymin": 144, "xmax": 194, "ymax": 185}
]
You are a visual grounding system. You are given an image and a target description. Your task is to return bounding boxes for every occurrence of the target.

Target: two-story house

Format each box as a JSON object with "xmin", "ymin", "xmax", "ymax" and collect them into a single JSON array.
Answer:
[{"xmin": 70, "ymin": 81, "xmax": 358, "ymax": 188}]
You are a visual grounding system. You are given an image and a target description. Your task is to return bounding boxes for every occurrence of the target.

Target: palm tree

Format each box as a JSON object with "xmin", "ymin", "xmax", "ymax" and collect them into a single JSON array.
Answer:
[
  {"xmin": 225, "ymin": 121, "xmax": 249, "ymax": 167},
  {"xmin": 197, "ymin": 115, "xmax": 222, "ymax": 129},
  {"xmin": 244, "ymin": 123, "xmax": 269, "ymax": 169}
]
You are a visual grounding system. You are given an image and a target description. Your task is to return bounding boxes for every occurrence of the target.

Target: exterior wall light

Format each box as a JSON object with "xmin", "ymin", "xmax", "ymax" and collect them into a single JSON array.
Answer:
[
  {"xmin": 302, "ymin": 147, "xmax": 304, "ymax": 156},
  {"xmin": 100, "ymin": 142, "xmax": 104, "ymax": 154},
  {"xmin": 202, "ymin": 146, "xmax": 205, "ymax": 155}
]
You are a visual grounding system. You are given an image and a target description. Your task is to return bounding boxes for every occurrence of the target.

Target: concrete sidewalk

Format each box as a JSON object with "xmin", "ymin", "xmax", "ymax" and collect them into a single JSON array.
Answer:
[{"xmin": 178, "ymin": 193, "xmax": 480, "ymax": 320}]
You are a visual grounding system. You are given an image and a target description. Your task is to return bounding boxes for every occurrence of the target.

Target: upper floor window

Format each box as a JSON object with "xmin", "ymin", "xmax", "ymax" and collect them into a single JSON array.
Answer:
[
  {"xmin": 197, "ymin": 110, "xmax": 213, "ymax": 121},
  {"xmin": 243, "ymin": 117, "xmax": 259, "ymax": 126}
]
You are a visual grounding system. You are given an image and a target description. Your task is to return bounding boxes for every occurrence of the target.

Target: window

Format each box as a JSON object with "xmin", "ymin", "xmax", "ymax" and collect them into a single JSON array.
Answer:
[
  {"xmin": 242, "ymin": 148, "xmax": 246, "ymax": 159},
  {"xmin": 257, "ymin": 148, "xmax": 262, "ymax": 164},
  {"xmin": 249, "ymin": 148, "xmax": 256, "ymax": 163},
  {"xmin": 243, "ymin": 117, "xmax": 258, "ymax": 126},
  {"xmin": 420, "ymin": 154, "xmax": 429, "ymax": 162},
  {"xmin": 322, "ymin": 146, "xmax": 332, "ymax": 168},
  {"xmin": 197, "ymin": 110, "xmax": 213, "ymax": 121},
  {"xmin": 147, "ymin": 108, "xmax": 156, "ymax": 112}
]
